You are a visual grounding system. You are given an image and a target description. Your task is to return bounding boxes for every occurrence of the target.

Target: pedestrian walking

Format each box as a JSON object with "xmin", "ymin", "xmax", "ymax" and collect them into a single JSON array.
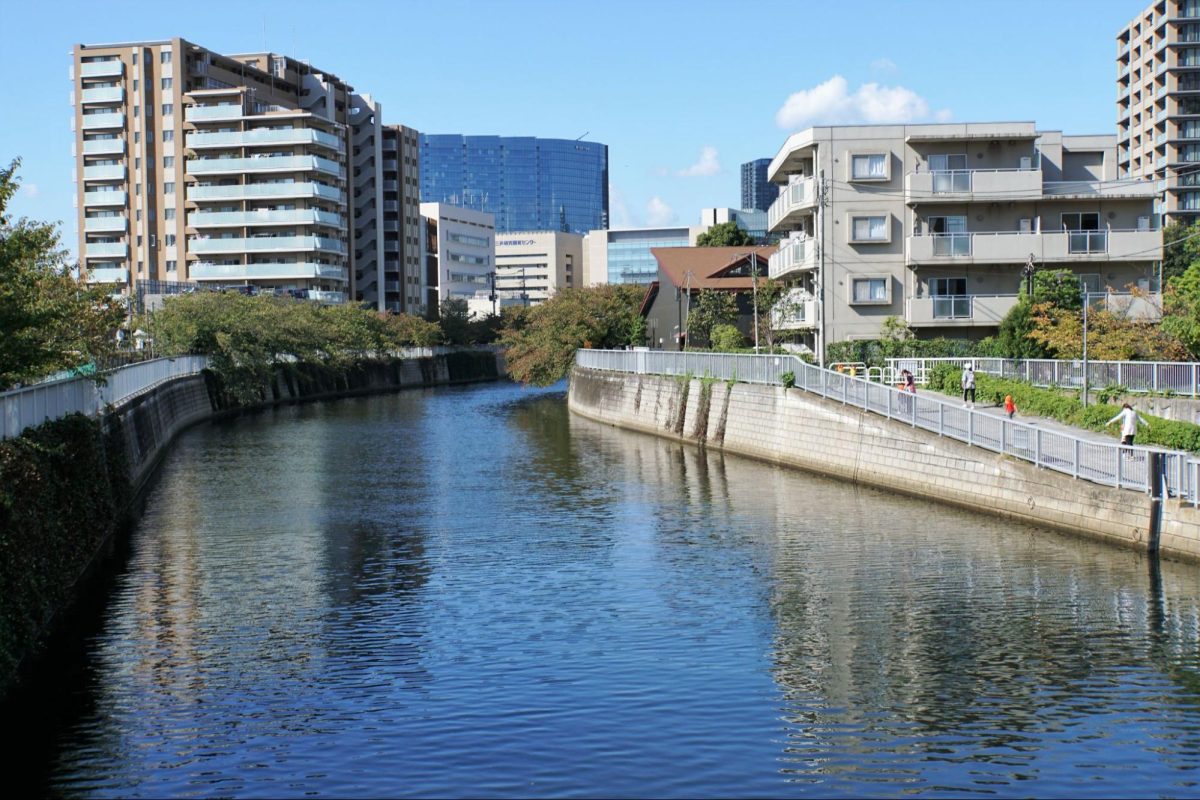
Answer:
[
  {"xmin": 1004, "ymin": 394, "xmax": 1016, "ymax": 419},
  {"xmin": 961, "ymin": 363, "xmax": 976, "ymax": 408},
  {"xmin": 1106, "ymin": 403, "xmax": 1149, "ymax": 445},
  {"xmin": 904, "ymin": 370, "xmax": 916, "ymax": 394}
]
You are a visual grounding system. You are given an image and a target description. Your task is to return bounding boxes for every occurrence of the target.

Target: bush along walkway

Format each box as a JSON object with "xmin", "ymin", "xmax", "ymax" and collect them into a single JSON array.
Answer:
[{"xmin": 925, "ymin": 363, "xmax": 1200, "ymax": 454}]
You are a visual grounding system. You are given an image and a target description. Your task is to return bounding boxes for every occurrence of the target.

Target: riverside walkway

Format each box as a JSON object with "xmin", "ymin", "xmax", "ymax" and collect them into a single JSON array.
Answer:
[{"xmin": 576, "ymin": 349, "xmax": 1200, "ymax": 505}]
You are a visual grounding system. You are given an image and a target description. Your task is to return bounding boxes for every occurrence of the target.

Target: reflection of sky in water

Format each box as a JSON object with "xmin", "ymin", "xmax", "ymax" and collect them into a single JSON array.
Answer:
[{"xmin": 22, "ymin": 383, "xmax": 1200, "ymax": 797}]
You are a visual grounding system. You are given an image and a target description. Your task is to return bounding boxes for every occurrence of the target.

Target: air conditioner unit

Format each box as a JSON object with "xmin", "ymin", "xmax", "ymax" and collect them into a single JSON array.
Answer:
[{"xmin": 1019, "ymin": 156, "xmax": 1032, "ymax": 170}]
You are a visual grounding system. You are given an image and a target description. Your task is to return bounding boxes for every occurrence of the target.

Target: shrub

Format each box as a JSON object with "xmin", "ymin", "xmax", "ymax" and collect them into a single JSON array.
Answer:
[
  {"xmin": 781, "ymin": 371, "xmax": 796, "ymax": 389},
  {"xmin": 710, "ymin": 324, "xmax": 745, "ymax": 353}
]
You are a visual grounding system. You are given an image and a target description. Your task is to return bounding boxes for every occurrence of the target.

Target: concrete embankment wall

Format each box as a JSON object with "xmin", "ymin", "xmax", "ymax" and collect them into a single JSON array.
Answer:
[
  {"xmin": 0, "ymin": 352, "xmax": 503, "ymax": 700},
  {"xmin": 569, "ymin": 367, "xmax": 1200, "ymax": 563}
]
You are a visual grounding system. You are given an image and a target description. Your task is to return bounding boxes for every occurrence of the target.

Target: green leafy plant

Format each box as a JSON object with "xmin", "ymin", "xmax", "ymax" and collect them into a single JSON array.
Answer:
[{"xmin": 781, "ymin": 370, "xmax": 796, "ymax": 389}]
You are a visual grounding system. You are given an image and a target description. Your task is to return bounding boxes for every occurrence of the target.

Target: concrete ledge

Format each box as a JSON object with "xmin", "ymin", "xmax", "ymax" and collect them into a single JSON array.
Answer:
[{"xmin": 569, "ymin": 367, "xmax": 1200, "ymax": 563}]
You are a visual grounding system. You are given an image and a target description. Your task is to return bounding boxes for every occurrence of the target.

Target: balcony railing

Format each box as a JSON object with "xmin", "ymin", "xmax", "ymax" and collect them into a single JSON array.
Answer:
[
  {"xmin": 189, "ymin": 262, "xmax": 348, "ymax": 282},
  {"xmin": 84, "ymin": 267, "xmax": 130, "ymax": 284},
  {"xmin": 905, "ymin": 168, "xmax": 1042, "ymax": 202},
  {"xmin": 80, "ymin": 86, "xmax": 125, "ymax": 104},
  {"xmin": 84, "ymin": 216, "xmax": 128, "ymax": 233},
  {"xmin": 85, "ymin": 241, "xmax": 128, "ymax": 258},
  {"xmin": 768, "ymin": 236, "xmax": 817, "ymax": 279},
  {"xmin": 907, "ymin": 229, "xmax": 1160, "ymax": 263},
  {"xmin": 185, "ymin": 104, "xmax": 244, "ymax": 122},
  {"xmin": 185, "ymin": 128, "xmax": 343, "ymax": 151},
  {"xmin": 83, "ymin": 190, "xmax": 127, "ymax": 206},
  {"xmin": 83, "ymin": 164, "xmax": 126, "ymax": 181},
  {"xmin": 187, "ymin": 209, "xmax": 343, "ymax": 228},
  {"xmin": 307, "ymin": 290, "xmax": 347, "ymax": 304},
  {"xmin": 186, "ymin": 182, "xmax": 344, "ymax": 204},
  {"xmin": 1068, "ymin": 230, "xmax": 1108, "ymax": 254},
  {"xmin": 931, "ymin": 233, "xmax": 971, "ymax": 256},
  {"xmin": 1041, "ymin": 179, "xmax": 1157, "ymax": 198},
  {"xmin": 187, "ymin": 235, "xmax": 346, "ymax": 255},
  {"xmin": 187, "ymin": 155, "xmax": 344, "ymax": 178},
  {"xmin": 80, "ymin": 60, "xmax": 124, "ymax": 78},
  {"xmin": 907, "ymin": 294, "xmax": 1019, "ymax": 326},
  {"xmin": 82, "ymin": 138, "xmax": 125, "ymax": 156},
  {"xmin": 766, "ymin": 176, "xmax": 816, "ymax": 232},
  {"xmin": 81, "ymin": 112, "xmax": 124, "ymax": 130}
]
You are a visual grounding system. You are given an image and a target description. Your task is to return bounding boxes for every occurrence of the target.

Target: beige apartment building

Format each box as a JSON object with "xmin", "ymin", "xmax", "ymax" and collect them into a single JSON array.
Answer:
[
  {"xmin": 494, "ymin": 231, "xmax": 583, "ymax": 307},
  {"xmin": 766, "ymin": 122, "xmax": 1162, "ymax": 358},
  {"xmin": 71, "ymin": 38, "xmax": 423, "ymax": 311},
  {"xmin": 1118, "ymin": 0, "xmax": 1200, "ymax": 221}
]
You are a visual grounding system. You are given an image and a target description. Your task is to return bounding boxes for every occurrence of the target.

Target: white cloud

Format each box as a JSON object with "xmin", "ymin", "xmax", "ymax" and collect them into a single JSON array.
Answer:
[
  {"xmin": 609, "ymin": 184, "xmax": 633, "ymax": 228},
  {"xmin": 870, "ymin": 58, "xmax": 898, "ymax": 74},
  {"xmin": 774, "ymin": 75, "xmax": 950, "ymax": 129},
  {"xmin": 21, "ymin": 182, "xmax": 40, "ymax": 198},
  {"xmin": 677, "ymin": 146, "xmax": 721, "ymax": 177},
  {"xmin": 645, "ymin": 196, "xmax": 677, "ymax": 226}
]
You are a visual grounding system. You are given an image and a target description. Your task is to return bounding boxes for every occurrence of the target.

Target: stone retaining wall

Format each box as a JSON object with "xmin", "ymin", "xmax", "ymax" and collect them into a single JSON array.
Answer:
[{"xmin": 569, "ymin": 367, "xmax": 1200, "ymax": 563}]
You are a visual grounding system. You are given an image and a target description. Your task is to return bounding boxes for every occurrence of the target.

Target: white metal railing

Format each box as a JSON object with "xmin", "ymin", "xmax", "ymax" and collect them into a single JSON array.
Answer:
[
  {"xmin": 0, "ymin": 356, "xmax": 210, "ymax": 440},
  {"xmin": 886, "ymin": 356, "xmax": 1200, "ymax": 397},
  {"xmin": 577, "ymin": 349, "xmax": 1200, "ymax": 504}
]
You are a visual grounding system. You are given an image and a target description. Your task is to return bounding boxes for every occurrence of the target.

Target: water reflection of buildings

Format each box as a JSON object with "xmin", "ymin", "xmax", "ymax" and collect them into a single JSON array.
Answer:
[{"xmin": 564, "ymin": 407, "xmax": 1200, "ymax": 787}]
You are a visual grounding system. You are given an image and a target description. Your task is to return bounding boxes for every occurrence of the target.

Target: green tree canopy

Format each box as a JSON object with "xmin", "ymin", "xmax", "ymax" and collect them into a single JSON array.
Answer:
[
  {"xmin": 1162, "ymin": 219, "xmax": 1200, "ymax": 283},
  {"xmin": 438, "ymin": 297, "xmax": 472, "ymax": 345},
  {"xmin": 502, "ymin": 285, "xmax": 646, "ymax": 386},
  {"xmin": 696, "ymin": 221, "xmax": 754, "ymax": 247},
  {"xmin": 686, "ymin": 289, "xmax": 738, "ymax": 348},
  {"xmin": 0, "ymin": 158, "xmax": 124, "ymax": 389}
]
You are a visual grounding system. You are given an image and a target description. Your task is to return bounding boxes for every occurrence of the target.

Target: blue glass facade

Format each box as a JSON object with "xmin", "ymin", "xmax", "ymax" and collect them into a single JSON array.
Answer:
[
  {"xmin": 607, "ymin": 228, "xmax": 690, "ymax": 284},
  {"xmin": 741, "ymin": 158, "xmax": 774, "ymax": 212},
  {"xmin": 419, "ymin": 135, "xmax": 609, "ymax": 235}
]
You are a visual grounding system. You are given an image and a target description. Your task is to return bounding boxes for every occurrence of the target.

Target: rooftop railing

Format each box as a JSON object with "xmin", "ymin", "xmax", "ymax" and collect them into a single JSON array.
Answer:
[{"xmin": 576, "ymin": 349, "xmax": 1200, "ymax": 504}]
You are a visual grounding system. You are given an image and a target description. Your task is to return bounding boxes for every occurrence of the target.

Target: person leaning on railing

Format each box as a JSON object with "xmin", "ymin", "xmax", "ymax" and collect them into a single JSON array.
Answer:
[{"xmin": 1106, "ymin": 403, "xmax": 1148, "ymax": 446}]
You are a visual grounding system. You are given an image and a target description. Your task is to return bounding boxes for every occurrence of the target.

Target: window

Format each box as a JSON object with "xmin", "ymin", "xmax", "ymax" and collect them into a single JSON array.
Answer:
[
  {"xmin": 166, "ymin": 260, "xmax": 176, "ymax": 271},
  {"xmin": 164, "ymin": 208, "xmax": 175, "ymax": 221},
  {"xmin": 1063, "ymin": 212, "xmax": 1105, "ymax": 254},
  {"xmin": 163, "ymin": 182, "xmax": 175, "ymax": 194},
  {"xmin": 160, "ymin": 51, "xmax": 172, "ymax": 63},
  {"xmin": 851, "ymin": 277, "xmax": 889, "ymax": 304},
  {"xmin": 161, "ymin": 103, "xmax": 173, "ymax": 116},
  {"xmin": 134, "ymin": 132, "xmax": 140, "ymax": 144},
  {"xmin": 930, "ymin": 277, "xmax": 967, "ymax": 296},
  {"xmin": 161, "ymin": 130, "xmax": 173, "ymax": 142},
  {"xmin": 163, "ymin": 156, "xmax": 174, "ymax": 168},
  {"xmin": 1062, "ymin": 212, "xmax": 1100, "ymax": 231},
  {"xmin": 164, "ymin": 234, "xmax": 176, "ymax": 247},
  {"xmin": 850, "ymin": 215, "xmax": 889, "ymax": 242},
  {"xmin": 161, "ymin": 78, "xmax": 172, "ymax": 90},
  {"xmin": 850, "ymin": 153, "xmax": 888, "ymax": 180},
  {"xmin": 931, "ymin": 277, "xmax": 969, "ymax": 318},
  {"xmin": 928, "ymin": 216, "xmax": 969, "ymax": 255}
]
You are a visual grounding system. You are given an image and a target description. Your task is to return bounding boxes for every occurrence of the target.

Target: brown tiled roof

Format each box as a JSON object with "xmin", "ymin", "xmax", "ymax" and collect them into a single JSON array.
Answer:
[{"xmin": 650, "ymin": 246, "xmax": 777, "ymax": 291}]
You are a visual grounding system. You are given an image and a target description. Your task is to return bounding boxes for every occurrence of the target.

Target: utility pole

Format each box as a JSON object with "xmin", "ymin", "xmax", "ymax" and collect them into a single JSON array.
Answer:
[
  {"xmin": 488, "ymin": 271, "xmax": 497, "ymax": 316},
  {"xmin": 682, "ymin": 270, "xmax": 694, "ymax": 350},
  {"xmin": 749, "ymin": 253, "xmax": 760, "ymax": 354},
  {"xmin": 1023, "ymin": 253, "xmax": 1036, "ymax": 299},
  {"xmin": 816, "ymin": 171, "xmax": 828, "ymax": 368},
  {"xmin": 1082, "ymin": 288, "xmax": 1090, "ymax": 407}
]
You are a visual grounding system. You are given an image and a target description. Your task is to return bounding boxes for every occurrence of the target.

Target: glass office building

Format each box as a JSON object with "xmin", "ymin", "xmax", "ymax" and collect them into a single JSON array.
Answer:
[
  {"xmin": 419, "ymin": 135, "xmax": 609, "ymax": 235},
  {"xmin": 607, "ymin": 228, "xmax": 692, "ymax": 284},
  {"xmin": 741, "ymin": 158, "xmax": 775, "ymax": 212}
]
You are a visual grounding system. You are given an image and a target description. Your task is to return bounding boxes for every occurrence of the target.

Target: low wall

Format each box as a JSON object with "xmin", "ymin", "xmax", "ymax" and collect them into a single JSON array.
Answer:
[
  {"xmin": 569, "ymin": 367, "xmax": 1200, "ymax": 563},
  {"xmin": 0, "ymin": 351, "xmax": 503, "ymax": 700}
]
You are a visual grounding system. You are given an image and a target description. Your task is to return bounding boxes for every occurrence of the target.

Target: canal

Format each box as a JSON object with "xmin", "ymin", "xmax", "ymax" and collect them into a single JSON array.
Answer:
[{"xmin": 12, "ymin": 381, "xmax": 1200, "ymax": 797}]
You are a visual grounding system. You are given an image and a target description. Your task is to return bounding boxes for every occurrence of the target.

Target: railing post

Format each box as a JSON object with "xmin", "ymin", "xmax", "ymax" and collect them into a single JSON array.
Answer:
[
  {"xmin": 967, "ymin": 411, "xmax": 973, "ymax": 446},
  {"xmin": 1073, "ymin": 439, "xmax": 1080, "ymax": 479},
  {"xmin": 1001, "ymin": 419, "xmax": 1007, "ymax": 454},
  {"xmin": 1154, "ymin": 366, "xmax": 1159, "ymax": 393},
  {"xmin": 1194, "ymin": 363, "xmax": 1197, "ymax": 399},
  {"xmin": 1054, "ymin": 361, "xmax": 1060, "ymax": 388},
  {"xmin": 1035, "ymin": 428, "xmax": 1041, "ymax": 467},
  {"xmin": 938, "ymin": 403, "xmax": 943, "ymax": 436}
]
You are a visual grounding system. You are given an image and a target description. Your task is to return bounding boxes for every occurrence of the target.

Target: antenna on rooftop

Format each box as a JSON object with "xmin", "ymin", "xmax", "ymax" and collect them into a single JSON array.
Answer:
[{"xmin": 575, "ymin": 132, "xmax": 589, "ymax": 141}]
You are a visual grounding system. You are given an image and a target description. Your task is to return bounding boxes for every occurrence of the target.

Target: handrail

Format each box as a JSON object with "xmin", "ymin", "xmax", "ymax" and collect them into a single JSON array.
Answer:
[
  {"xmin": 576, "ymin": 349, "xmax": 1199, "ymax": 505},
  {"xmin": 886, "ymin": 356, "xmax": 1198, "ymax": 397}
]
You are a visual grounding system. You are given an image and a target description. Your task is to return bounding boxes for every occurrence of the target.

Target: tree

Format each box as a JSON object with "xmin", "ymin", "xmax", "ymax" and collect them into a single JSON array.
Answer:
[
  {"xmin": 993, "ymin": 269, "xmax": 1083, "ymax": 359},
  {"xmin": 686, "ymin": 289, "xmax": 737, "ymax": 348},
  {"xmin": 438, "ymin": 297, "xmax": 471, "ymax": 345},
  {"xmin": 710, "ymin": 324, "xmax": 744, "ymax": 352},
  {"xmin": 1162, "ymin": 261, "xmax": 1200, "ymax": 357},
  {"xmin": 384, "ymin": 313, "xmax": 443, "ymax": 347},
  {"xmin": 502, "ymin": 285, "xmax": 646, "ymax": 386},
  {"xmin": 696, "ymin": 221, "xmax": 754, "ymax": 247},
  {"xmin": 1161, "ymin": 219, "xmax": 1200, "ymax": 283},
  {"xmin": 1028, "ymin": 300, "xmax": 1187, "ymax": 361},
  {"xmin": 748, "ymin": 277, "xmax": 785, "ymax": 350},
  {"xmin": 0, "ymin": 159, "xmax": 124, "ymax": 389}
]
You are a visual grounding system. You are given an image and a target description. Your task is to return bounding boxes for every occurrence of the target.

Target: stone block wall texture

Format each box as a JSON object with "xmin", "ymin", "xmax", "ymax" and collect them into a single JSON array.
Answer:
[{"xmin": 569, "ymin": 367, "xmax": 1200, "ymax": 563}]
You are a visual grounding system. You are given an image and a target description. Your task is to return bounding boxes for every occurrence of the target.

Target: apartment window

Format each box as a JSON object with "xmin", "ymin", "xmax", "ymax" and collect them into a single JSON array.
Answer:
[
  {"xmin": 930, "ymin": 277, "xmax": 967, "ymax": 297},
  {"xmin": 135, "ymin": 157, "xmax": 141, "ymax": 169},
  {"xmin": 1182, "ymin": 48, "xmax": 1200, "ymax": 67},
  {"xmin": 928, "ymin": 154, "xmax": 967, "ymax": 172},
  {"xmin": 134, "ymin": 132, "xmax": 140, "ymax": 144},
  {"xmin": 161, "ymin": 104, "xmax": 173, "ymax": 116},
  {"xmin": 136, "ymin": 210, "xmax": 142, "ymax": 221},
  {"xmin": 850, "ymin": 153, "xmax": 888, "ymax": 180},
  {"xmin": 1182, "ymin": 121, "xmax": 1200, "ymax": 139},
  {"xmin": 166, "ymin": 260, "xmax": 176, "ymax": 271},
  {"xmin": 928, "ymin": 215, "xmax": 970, "ymax": 255},
  {"xmin": 850, "ymin": 276, "xmax": 890, "ymax": 304},
  {"xmin": 850, "ymin": 214, "xmax": 889, "ymax": 242},
  {"xmin": 164, "ymin": 234, "xmax": 176, "ymax": 247},
  {"xmin": 1064, "ymin": 212, "xmax": 1105, "ymax": 254},
  {"xmin": 1182, "ymin": 144, "xmax": 1200, "ymax": 162},
  {"xmin": 1180, "ymin": 191, "xmax": 1200, "ymax": 210},
  {"xmin": 164, "ymin": 208, "xmax": 175, "ymax": 221},
  {"xmin": 163, "ymin": 182, "xmax": 175, "ymax": 194},
  {"xmin": 160, "ymin": 51, "xmax": 172, "ymax": 64},
  {"xmin": 162, "ymin": 130, "xmax": 173, "ymax": 142},
  {"xmin": 163, "ymin": 156, "xmax": 174, "ymax": 168},
  {"xmin": 1183, "ymin": 23, "xmax": 1200, "ymax": 43},
  {"xmin": 161, "ymin": 77, "xmax": 172, "ymax": 90},
  {"xmin": 1062, "ymin": 212, "xmax": 1100, "ymax": 231},
  {"xmin": 132, "ymin": 80, "xmax": 138, "ymax": 92}
]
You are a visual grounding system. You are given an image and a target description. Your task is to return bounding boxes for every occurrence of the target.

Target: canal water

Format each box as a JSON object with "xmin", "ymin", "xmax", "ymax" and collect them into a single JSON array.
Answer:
[{"xmin": 12, "ymin": 382, "xmax": 1200, "ymax": 797}]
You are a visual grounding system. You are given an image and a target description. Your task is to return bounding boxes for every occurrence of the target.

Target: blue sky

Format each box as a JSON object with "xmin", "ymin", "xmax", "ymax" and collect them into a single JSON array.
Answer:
[{"xmin": 0, "ymin": 0, "xmax": 1143, "ymax": 255}]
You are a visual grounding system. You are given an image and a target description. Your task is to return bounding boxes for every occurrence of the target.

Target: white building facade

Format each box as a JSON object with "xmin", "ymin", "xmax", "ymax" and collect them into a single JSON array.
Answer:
[
  {"xmin": 766, "ymin": 122, "xmax": 1163, "ymax": 359},
  {"xmin": 494, "ymin": 231, "xmax": 583, "ymax": 307},
  {"xmin": 419, "ymin": 202, "xmax": 496, "ymax": 316}
]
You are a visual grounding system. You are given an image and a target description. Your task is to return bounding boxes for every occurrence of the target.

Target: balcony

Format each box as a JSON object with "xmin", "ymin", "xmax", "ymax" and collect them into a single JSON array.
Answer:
[
  {"xmin": 81, "ymin": 112, "xmax": 124, "ymax": 130},
  {"xmin": 187, "ymin": 182, "xmax": 345, "ymax": 204},
  {"xmin": 188, "ymin": 209, "xmax": 343, "ymax": 228},
  {"xmin": 185, "ymin": 128, "xmax": 343, "ymax": 151},
  {"xmin": 85, "ymin": 241, "xmax": 128, "ymax": 258},
  {"xmin": 189, "ymin": 262, "xmax": 348, "ymax": 282},
  {"xmin": 771, "ymin": 288, "xmax": 816, "ymax": 330},
  {"xmin": 904, "ymin": 168, "xmax": 1042, "ymax": 203},
  {"xmin": 80, "ymin": 60, "xmax": 124, "ymax": 78},
  {"xmin": 84, "ymin": 216, "xmax": 128, "ymax": 233},
  {"xmin": 768, "ymin": 237, "xmax": 817, "ymax": 280},
  {"xmin": 907, "ymin": 294, "xmax": 1019, "ymax": 327},
  {"xmin": 906, "ymin": 229, "xmax": 1162, "ymax": 265},
  {"xmin": 1040, "ymin": 179, "xmax": 1158, "ymax": 198},
  {"xmin": 766, "ymin": 176, "xmax": 817, "ymax": 232},
  {"xmin": 83, "ymin": 190, "xmax": 126, "ymax": 206},
  {"xmin": 80, "ymin": 86, "xmax": 125, "ymax": 105},
  {"xmin": 83, "ymin": 164, "xmax": 126, "ymax": 181},
  {"xmin": 308, "ymin": 290, "xmax": 347, "ymax": 304},
  {"xmin": 187, "ymin": 155, "xmax": 344, "ymax": 178},
  {"xmin": 82, "ymin": 138, "xmax": 125, "ymax": 156},
  {"xmin": 187, "ymin": 235, "xmax": 346, "ymax": 255},
  {"xmin": 185, "ymin": 104, "xmax": 244, "ymax": 122},
  {"xmin": 84, "ymin": 267, "xmax": 129, "ymax": 284}
]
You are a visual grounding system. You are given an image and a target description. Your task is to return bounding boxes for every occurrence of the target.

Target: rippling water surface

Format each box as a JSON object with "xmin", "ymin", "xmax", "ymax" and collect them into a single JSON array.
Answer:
[{"xmin": 14, "ymin": 382, "xmax": 1200, "ymax": 797}]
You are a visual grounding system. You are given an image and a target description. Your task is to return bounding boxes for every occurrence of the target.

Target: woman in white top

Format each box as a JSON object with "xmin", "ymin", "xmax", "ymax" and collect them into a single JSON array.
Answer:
[{"xmin": 1106, "ymin": 403, "xmax": 1149, "ymax": 445}]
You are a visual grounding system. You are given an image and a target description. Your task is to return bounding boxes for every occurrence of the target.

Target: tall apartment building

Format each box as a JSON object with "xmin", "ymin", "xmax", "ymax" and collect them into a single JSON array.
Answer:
[
  {"xmin": 741, "ymin": 158, "xmax": 774, "ymax": 212},
  {"xmin": 494, "ymin": 231, "xmax": 583, "ymax": 306},
  {"xmin": 1118, "ymin": 0, "xmax": 1200, "ymax": 221},
  {"xmin": 420, "ymin": 135, "xmax": 609, "ymax": 235},
  {"xmin": 72, "ymin": 38, "xmax": 423, "ymax": 310},
  {"xmin": 419, "ymin": 203, "xmax": 496, "ymax": 316},
  {"xmin": 766, "ymin": 122, "xmax": 1162, "ymax": 359}
]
